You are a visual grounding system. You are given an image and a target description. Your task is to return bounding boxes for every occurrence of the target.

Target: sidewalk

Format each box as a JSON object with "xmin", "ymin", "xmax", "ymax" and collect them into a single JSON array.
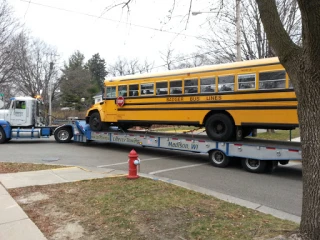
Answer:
[
  {"xmin": 0, "ymin": 166, "xmax": 301, "ymax": 240},
  {"xmin": 0, "ymin": 167, "xmax": 126, "ymax": 240}
]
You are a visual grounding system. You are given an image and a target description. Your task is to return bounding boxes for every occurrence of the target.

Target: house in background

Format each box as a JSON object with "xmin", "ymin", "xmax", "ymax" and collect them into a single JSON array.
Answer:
[{"xmin": 93, "ymin": 94, "xmax": 103, "ymax": 103}]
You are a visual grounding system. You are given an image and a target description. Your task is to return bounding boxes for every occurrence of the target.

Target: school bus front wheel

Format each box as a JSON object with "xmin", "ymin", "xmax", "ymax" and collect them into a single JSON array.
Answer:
[
  {"xmin": 205, "ymin": 113, "xmax": 235, "ymax": 141},
  {"xmin": 89, "ymin": 112, "xmax": 103, "ymax": 131}
]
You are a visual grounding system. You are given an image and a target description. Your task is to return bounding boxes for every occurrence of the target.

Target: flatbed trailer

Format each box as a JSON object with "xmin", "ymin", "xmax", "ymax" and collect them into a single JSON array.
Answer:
[{"xmin": 53, "ymin": 120, "xmax": 302, "ymax": 174}]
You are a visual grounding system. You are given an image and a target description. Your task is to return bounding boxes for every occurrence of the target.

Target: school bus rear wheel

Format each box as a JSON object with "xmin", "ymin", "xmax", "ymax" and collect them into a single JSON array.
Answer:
[{"xmin": 205, "ymin": 113, "xmax": 235, "ymax": 141}]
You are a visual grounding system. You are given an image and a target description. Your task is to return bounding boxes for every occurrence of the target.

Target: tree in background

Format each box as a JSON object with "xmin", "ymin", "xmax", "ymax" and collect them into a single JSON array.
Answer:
[
  {"xmin": 0, "ymin": 0, "xmax": 21, "ymax": 101},
  {"xmin": 160, "ymin": 46, "xmax": 211, "ymax": 70},
  {"xmin": 60, "ymin": 50, "xmax": 95, "ymax": 111},
  {"xmin": 199, "ymin": 0, "xmax": 301, "ymax": 63},
  {"xmin": 86, "ymin": 53, "xmax": 107, "ymax": 94},
  {"xmin": 108, "ymin": 57, "xmax": 154, "ymax": 76},
  {"xmin": 12, "ymin": 31, "xmax": 61, "ymax": 116}
]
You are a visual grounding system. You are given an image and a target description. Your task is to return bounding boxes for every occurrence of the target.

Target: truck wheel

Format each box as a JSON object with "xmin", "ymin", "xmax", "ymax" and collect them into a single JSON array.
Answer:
[
  {"xmin": 0, "ymin": 127, "xmax": 6, "ymax": 144},
  {"xmin": 54, "ymin": 127, "xmax": 73, "ymax": 143},
  {"xmin": 241, "ymin": 158, "xmax": 267, "ymax": 173},
  {"xmin": 89, "ymin": 112, "xmax": 103, "ymax": 131},
  {"xmin": 209, "ymin": 150, "xmax": 230, "ymax": 168},
  {"xmin": 205, "ymin": 114, "xmax": 235, "ymax": 141}
]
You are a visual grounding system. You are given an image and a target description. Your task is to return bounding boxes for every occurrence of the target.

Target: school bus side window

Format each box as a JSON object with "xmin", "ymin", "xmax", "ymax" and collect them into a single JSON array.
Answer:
[
  {"xmin": 170, "ymin": 80, "xmax": 182, "ymax": 94},
  {"xmin": 259, "ymin": 71, "xmax": 286, "ymax": 89},
  {"xmin": 141, "ymin": 83, "xmax": 154, "ymax": 95},
  {"xmin": 238, "ymin": 74, "xmax": 256, "ymax": 90},
  {"xmin": 129, "ymin": 84, "xmax": 139, "ymax": 96},
  {"xmin": 118, "ymin": 85, "xmax": 127, "ymax": 97},
  {"xmin": 184, "ymin": 78, "xmax": 198, "ymax": 94},
  {"xmin": 200, "ymin": 77, "xmax": 215, "ymax": 93},
  {"xmin": 106, "ymin": 86, "xmax": 116, "ymax": 98},
  {"xmin": 218, "ymin": 75, "xmax": 234, "ymax": 92},
  {"xmin": 156, "ymin": 81, "xmax": 168, "ymax": 95}
]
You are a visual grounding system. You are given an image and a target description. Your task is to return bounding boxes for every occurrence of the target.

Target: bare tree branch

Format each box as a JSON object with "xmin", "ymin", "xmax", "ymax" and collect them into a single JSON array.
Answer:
[{"xmin": 255, "ymin": 0, "xmax": 301, "ymax": 63}]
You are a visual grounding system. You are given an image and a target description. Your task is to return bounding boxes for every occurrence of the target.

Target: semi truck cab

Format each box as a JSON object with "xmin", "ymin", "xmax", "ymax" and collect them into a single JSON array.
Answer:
[{"xmin": 0, "ymin": 96, "xmax": 45, "ymax": 127}]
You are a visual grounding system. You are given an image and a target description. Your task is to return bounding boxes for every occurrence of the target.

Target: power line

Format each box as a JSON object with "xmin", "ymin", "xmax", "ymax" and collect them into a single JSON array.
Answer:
[
  {"xmin": 19, "ymin": 0, "xmax": 203, "ymax": 40},
  {"xmin": 23, "ymin": 0, "xmax": 31, "ymax": 18},
  {"xmin": 18, "ymin": 1, "xmax": 301, "ymax": 47}
]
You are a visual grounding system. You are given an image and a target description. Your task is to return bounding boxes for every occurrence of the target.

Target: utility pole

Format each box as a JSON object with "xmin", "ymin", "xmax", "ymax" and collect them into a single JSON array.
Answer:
[
  {"xmin": 236, "ymin": 0, "xmax": 241, "ymax": 61},
  {"xmin": 48, "ymin": 62, "xmax": 53, "ymax": 126}
]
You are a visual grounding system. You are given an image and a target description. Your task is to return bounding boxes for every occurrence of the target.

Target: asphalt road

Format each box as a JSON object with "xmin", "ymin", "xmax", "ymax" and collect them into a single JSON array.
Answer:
[{"xmin": 0, "ymin": 137, "xmax": 302, "ymax": 217}]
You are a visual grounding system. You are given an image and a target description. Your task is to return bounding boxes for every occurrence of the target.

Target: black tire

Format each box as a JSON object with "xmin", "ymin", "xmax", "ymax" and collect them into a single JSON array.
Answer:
[
  {"xmin": 89, "ymin": 112, "xmax": 103, "ymax": 131},
  {"xmin": 205, "ymin": 113, "xmax": 235, "ymax": 141},
  {"xmin": 54, "ymin": 127, "xmax": 73, "ymax": 143},
  {"xmin": 241, "ymin": 158, "xmax": 267, "ymax": 173},
  {"xmin": 279, "ymin": 160, "xmax": 289, "ymax": 165},
  {"xmin": 209, "ymin": 150, "xmax": 231, "ymax": 168},
  {"xmin": 0, "ymin": 127, "xmax": 6, "ymax": 144}
]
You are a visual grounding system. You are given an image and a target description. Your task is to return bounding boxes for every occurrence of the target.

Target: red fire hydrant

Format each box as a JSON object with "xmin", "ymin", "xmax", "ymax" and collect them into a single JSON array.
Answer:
[{"xmin": 127, "ymin": 149, "xmax": 140, "ymax": 179}]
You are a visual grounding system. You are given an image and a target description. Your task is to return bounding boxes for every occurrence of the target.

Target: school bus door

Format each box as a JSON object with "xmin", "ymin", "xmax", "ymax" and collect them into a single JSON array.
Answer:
[{"xmin": 103, "ymin": 86, "xmax": 118, "ymax": 122}]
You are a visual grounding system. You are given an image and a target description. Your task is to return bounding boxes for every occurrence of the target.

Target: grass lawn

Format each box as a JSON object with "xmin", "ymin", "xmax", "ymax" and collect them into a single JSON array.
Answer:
[
  {"xmin": 150, "ymin": 126, "xmax": 300, "ymax": 142},
  {"xmin": 151, "ymin": 125, "xmax": 202, "ymax": 132},
  {"xmin": 0, "ymin": 162, "xmax": 66, "ymax": 173},
  {"xmin": 1, "ymin": 162, "xmax": 299, "ymax": 240},
  {"xmin": 255, "ymin": 129, "xmax": 300, "ymax": 141}
]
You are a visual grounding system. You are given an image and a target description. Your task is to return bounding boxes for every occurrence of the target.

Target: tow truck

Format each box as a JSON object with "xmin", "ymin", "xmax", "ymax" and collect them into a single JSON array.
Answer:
[
  {"xmin": 53, "ymin": 120, "xmax": 302, "ymax": 173},
  {"xmin": 0, "ymin": 96, "xmax": 302, "ymax": 173},
  {"xmin": 0, "ymin": 96, "xmax": 69, "ymax": 143}
]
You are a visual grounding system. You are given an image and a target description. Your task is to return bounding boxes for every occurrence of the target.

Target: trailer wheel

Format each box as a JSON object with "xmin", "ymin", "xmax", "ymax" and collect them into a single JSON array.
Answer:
[
  {"xmin": 54, "ymin": 127, "xmax": 73, "ymax": 143},
  {"xmin": 209, "ymin": 150, "xmax": 230, "ymax": 168},
  {"xmin": 241, "ymin": 158, "xmax": 267, "ymax": 173},
  {"xmin": 205, "ymin": 114, "xmax": 235, "ymax": 141},
  {"xmin": 89, "ymin": 112, "xmax": 103, "ymax": 131},
  {"xmin": 0, "ymin": 127, "xmax": 6, "ymax": 144},
  {"xmin": 279, "ymin": 160, "xmax": 289, "ymax": 165}
]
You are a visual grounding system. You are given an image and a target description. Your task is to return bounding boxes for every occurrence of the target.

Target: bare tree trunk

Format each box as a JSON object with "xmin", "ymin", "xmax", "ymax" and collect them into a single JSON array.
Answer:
[
  {"xmin": 255, "ymin": 0, "xmax": 320, "ymax": 238},
  {"xmin": 297, "ymin": 71, "xmax": 320, "ymax": 239}
]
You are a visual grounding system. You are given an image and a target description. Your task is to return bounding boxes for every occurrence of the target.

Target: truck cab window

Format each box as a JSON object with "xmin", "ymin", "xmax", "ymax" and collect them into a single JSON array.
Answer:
[{"xmin": 15, "ymin": 101, "xmax": 26, "ymax": 109}]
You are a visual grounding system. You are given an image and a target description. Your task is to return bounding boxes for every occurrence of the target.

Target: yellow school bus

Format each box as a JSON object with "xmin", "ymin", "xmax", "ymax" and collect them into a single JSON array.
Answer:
[{"xmin": 85, "ymin": 57, "xmax": 298, "ymax": 141}]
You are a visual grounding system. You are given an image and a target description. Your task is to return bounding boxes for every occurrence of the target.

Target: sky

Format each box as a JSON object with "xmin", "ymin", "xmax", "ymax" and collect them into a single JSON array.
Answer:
[{"xmin": 9, "ymin": 0, "xmax": 216, "ymax": 71}]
